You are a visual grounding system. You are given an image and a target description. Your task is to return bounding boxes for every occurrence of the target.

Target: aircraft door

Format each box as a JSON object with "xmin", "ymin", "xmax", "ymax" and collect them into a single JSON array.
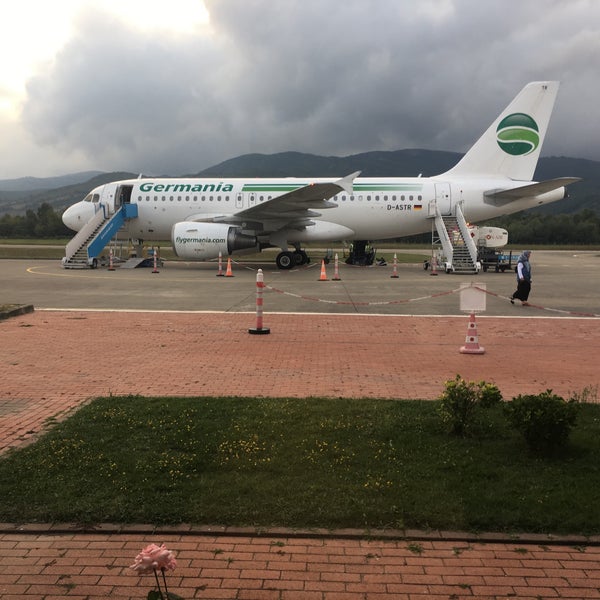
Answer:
[
  {"xmin": 435, "ymin": 183, "xmax": 452, "ymax": 216},
  {"xmin": 115, "ymin": 185, "xmax": 133, "ymax": 209},
  {"xmin": 236, "ymin": 193, "xmax": 244, "ymax": 209}
]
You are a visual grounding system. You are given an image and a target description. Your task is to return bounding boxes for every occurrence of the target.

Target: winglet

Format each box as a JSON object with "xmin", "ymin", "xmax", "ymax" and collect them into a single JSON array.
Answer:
[{"xmin": 336, "ymin": 171, "xmax": 361, "ymax": 195}]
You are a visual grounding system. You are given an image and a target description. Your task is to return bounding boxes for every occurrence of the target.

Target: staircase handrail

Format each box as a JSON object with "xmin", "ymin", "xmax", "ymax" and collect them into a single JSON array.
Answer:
[
  {"xmin": 454, "ymin": 204, "xmax": 479, "ymax": 266},
  {"xmin": 87, "ymin": 206, "xmax": 126, "ymax": 258},
  {"xmin": 434, "ymin": 213, "xmax": 454, "ymax": 267},
  {"xmin": 64, "ymin": 205, "xmax": 107, "ymax": 260}
]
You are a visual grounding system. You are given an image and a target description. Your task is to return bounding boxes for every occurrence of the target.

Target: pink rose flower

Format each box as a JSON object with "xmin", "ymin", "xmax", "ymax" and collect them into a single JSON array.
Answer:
[{"xmin": 130, "ymin": 543, "xmax": 177, "ymax": 574}]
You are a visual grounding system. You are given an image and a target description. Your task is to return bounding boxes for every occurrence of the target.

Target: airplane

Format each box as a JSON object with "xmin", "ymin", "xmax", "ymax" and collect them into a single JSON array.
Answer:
[{"xmin": 61, "ymin": 81, "xmax": 580, "ymax": 271}]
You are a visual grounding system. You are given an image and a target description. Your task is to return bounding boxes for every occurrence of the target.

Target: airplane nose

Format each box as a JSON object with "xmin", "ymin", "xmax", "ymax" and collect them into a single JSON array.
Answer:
[
  {"xmin": 62, "ymin": 202, "xmax": 91, "ymax": 231},
  {"xmin": 62, "ymin": 205, "xmax": 78, "ymax": 231}
]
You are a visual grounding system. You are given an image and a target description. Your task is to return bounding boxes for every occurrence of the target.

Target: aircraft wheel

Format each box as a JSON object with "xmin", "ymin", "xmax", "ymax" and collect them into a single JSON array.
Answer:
[
  {"xmin": 293, "ymin": 250, "xmax": 309, "ymax": 265},
  {"xmin": 276, "ymin": 251, "xmax": 295, "ymax": 269}
]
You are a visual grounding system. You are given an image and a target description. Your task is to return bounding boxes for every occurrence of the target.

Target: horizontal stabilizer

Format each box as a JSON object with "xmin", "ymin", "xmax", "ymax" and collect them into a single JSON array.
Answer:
[{"xmin": 485, "ymin": 177, "xmax": 581, "ymax": 202}]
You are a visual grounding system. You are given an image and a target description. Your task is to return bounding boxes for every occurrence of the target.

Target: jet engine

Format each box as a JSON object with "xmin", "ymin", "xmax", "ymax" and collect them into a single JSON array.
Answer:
[{"xmin": 171, "ymin": 222, "xmax": 258, "ymax": 260}]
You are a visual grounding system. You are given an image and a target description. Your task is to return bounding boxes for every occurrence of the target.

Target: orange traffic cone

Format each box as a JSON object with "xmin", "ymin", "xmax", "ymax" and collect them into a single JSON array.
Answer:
[
  {"xmin": 460, "ymin": 312, "xmax": 485, "ymax": 354},
  {"xmin": 225, "ymin": 257, "xmax": 234, "ymax": 277},
  {"xmin": 318, "ymin": 260, "xmax": 328, "ymax": 281}
]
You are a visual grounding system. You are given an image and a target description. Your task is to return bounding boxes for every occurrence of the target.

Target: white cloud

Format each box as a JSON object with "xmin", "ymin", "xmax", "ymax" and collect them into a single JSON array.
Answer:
[{"xmin": 2, "ymin": 0, "xmax": 600, "ymax": 178}]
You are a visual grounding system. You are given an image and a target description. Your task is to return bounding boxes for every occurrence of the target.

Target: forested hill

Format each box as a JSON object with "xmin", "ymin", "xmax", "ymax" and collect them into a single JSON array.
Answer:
[{"xmin": 0, "ymin": 150, "xmax": 598, "ymax": 216}]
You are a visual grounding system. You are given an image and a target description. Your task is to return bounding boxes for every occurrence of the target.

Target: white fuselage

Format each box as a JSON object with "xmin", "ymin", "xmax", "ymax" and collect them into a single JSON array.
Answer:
[{"xmin": 62, "ymin": 174, "xmax": 565, "ymax": 243}]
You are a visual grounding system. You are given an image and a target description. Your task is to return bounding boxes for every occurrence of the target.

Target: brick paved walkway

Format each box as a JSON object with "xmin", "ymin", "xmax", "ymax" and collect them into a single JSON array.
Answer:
[
  {"xmin": 1, "ymin": 310, "xmax": 600, "ymax": 598},
  {"xmin": 2, "ymin": 528, "xmax": 600, "ymax": 599}
]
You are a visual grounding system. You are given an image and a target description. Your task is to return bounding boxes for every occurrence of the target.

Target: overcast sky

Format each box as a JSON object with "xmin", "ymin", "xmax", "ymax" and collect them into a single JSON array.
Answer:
[{"xmin": 1, "ymin": 0, "xmax": 599, "ymax": 178}]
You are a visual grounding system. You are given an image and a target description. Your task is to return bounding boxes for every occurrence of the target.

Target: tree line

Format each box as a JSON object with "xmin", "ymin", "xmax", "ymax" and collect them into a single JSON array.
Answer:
[
  {"xmin": 2, "ymin": 203, "xmax": 600, "ymax": 245},
  {"xmin": 487, "ymin": 209, "xmax": 600, "ymax": 245},
  {"xmin": 0, "ymin": 203, "xmax": 72, "ymax": 238}
]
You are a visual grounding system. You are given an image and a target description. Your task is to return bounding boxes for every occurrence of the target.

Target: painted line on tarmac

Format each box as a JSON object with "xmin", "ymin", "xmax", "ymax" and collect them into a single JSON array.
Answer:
[
  {"xmin": 264, "ymin": 281, "xmax": 600, "ymax": 318},
  {"xmin": 474, "ymin": 286, "xmax": 600, "ymax": 318},
  {"xmin": 265, "ymin": 283, "xmax": 461, "ymax": 307},
  {"xmin": 25, "ymin": 263, "xmax": 600, "ymax": 319}
]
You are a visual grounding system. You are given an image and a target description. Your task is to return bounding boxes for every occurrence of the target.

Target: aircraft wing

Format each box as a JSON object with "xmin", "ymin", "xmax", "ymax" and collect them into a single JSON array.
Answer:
[
  {"xmin": 485, "ymin": 177, "xmax": 581, "ymax": 203},
  {"xmin": 211, "ymin": 171, "xmax": 360, "ymax": 230}
]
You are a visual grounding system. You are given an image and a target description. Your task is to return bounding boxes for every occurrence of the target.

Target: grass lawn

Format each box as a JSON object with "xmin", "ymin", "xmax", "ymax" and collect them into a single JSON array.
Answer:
[{"xmin": 1, "ymin": 395, "xmax": 599, "ymax": 535}]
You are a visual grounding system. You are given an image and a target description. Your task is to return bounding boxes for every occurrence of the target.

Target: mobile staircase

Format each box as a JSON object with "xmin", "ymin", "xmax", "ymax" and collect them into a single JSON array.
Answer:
[
  {"xmin": 430, "ymin": 203, "xmax": 480, "ymax": 274},
  {"xmin": 62, "ymin": 203, "xmax": 138, "ymax": 268}
]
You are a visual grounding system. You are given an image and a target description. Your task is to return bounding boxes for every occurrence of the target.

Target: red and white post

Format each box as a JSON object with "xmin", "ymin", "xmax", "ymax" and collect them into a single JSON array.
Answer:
[
  {"xmin": 332, "ymin": 253, "xmax": 341, "ymax": 280},
  {"xmin": 390, "ymin": 253, "xmax": 399, "ymax": 278},
  {"xmin": 430, "ymin": 254, "xmax": 438, "ymax": 276},
  {"xmin": 216, "ymin": 251, "xmax": 224, "ymax": 276},
  {"xmin": 249, "ymin": 268, "xmax": 270, "ymax": 334},
  {"xmin": 152, "ymin": 246, "xmax": 159, "ymax": 273}
]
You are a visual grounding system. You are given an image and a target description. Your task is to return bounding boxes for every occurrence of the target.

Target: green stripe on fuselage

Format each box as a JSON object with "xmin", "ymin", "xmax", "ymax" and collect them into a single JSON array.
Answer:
[
  {"xmin": 242, "ymin": 184, "xmax": 305, "ymax": 192},
  {"xmin": 353, "ymin": 183, "xmax": 423, "ymax": 191},
  {"xmin": 241, "ymin": 182, "xmax": 423, "ymax": 193}
]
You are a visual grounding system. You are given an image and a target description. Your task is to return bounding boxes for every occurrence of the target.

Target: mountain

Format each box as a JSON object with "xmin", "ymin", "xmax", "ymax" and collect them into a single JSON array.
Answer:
[
  {"xmin": 0, "ymin": 172, "xmax": 136, "ymax": 215},
  {"xmin": 0, "ymin": 171, "xmax": 104, "ymax": 192},
  {"xmin": 0, "ymin": 150, "xmax": 598, "ymax": 216},
  {"xmin": 191, "ymin": 149, "xmax": 461, "ymax": 178}
]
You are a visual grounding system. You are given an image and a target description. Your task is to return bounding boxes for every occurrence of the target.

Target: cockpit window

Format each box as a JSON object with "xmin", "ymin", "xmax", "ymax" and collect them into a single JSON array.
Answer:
[{"xmin": 83, "ymin": 193, "xmax": 100, "ymax": 203}]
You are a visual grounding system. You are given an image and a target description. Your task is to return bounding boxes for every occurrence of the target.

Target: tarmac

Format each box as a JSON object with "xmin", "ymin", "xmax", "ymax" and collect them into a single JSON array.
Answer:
[{"xmin": 1, "ymin": 251, "xmax": 600, "ymax": 599}]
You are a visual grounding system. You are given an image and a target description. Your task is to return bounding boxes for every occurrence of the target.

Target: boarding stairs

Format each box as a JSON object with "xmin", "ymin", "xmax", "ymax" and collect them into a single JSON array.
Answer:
[
  {"xmin": 62, "ymin": 203, "xmax": 138, "ymax": 268},
  {"xmin": 431, "ymin": 203, "xmax": 480, "ymax": 274}
]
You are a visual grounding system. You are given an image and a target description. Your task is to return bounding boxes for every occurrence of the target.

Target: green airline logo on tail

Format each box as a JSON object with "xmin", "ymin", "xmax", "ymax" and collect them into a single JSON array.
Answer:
[{"xmin": 496, "ymin": 113, "xmax": 539, "ymax": 156}]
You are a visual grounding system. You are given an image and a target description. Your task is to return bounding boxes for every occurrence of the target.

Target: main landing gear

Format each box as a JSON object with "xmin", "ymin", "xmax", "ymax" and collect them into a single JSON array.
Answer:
[{"xmin": 275, "ymin": 249, "xmax": 310, "ymax": 269}]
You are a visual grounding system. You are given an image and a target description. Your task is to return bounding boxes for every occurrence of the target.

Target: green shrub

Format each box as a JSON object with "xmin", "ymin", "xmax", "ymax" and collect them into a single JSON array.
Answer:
[
  {"xmin": 504, "ymin": 390, "xmax": 579, "ymax": 454},
  {"xmin": 438, "ymin": 375, "xmax": 502, "ymax": 436}
]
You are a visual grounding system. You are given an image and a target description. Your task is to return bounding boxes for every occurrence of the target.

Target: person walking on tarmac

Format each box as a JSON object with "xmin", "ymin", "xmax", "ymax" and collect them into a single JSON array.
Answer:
[{"xmin": 510, "ymin": 250, "xmax": 532, "ymax": 306}]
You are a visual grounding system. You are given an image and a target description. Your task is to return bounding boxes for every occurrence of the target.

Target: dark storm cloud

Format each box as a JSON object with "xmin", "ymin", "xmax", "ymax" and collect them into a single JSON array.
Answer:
[{"xmin": 21, "ymin": 0, "xmax": 600, "ymax": 175}]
